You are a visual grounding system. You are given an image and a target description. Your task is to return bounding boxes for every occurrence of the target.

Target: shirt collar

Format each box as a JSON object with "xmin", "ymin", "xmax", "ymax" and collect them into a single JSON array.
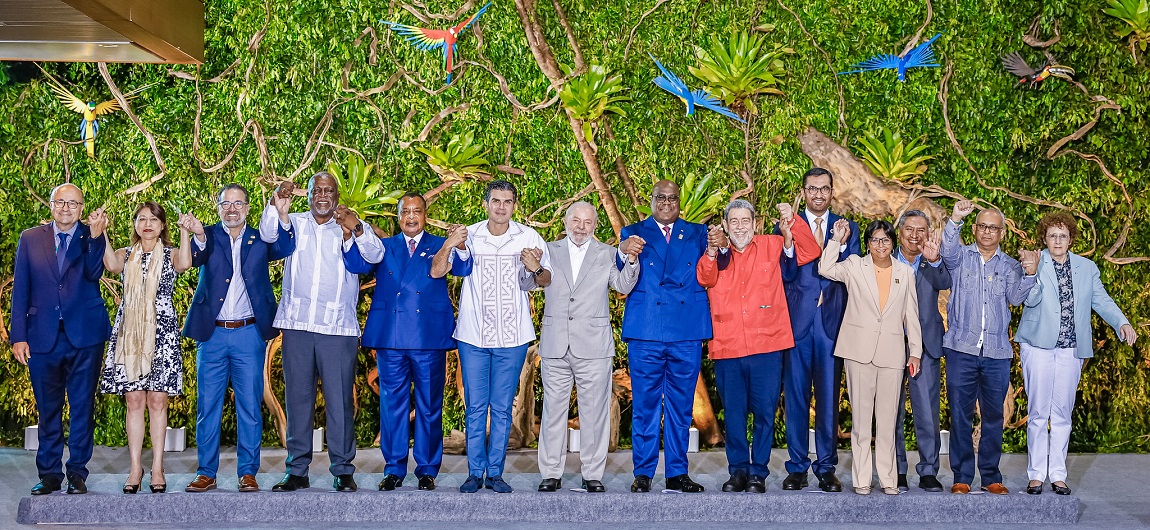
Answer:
[
  {"xmin": 655, "ymin": 219, "xmax": 676, "ymax": 233},
  {"xmin": 895, "ymin": 247, "xmax": 920, "ymax": 268},
  {"xmin": 804, "ymin": 209, "xmax": 830, "ymax": 226},
  {"xmin": 405, "ymin": 231, "xmax": 424, "ymax": 246},
  {"xmin": 567, "ymin": 236, "xmax": 591, "ymax": 251},
  {"xmin": 52, "ymin": 222, "xmax": 78, "ymax": 239}
]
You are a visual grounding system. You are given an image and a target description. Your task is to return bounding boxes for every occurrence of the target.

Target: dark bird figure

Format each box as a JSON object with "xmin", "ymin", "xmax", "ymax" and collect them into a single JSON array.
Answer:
[{"xmin": 1001, "ymin": 52, "xmax": 1076, "ymax": 88}]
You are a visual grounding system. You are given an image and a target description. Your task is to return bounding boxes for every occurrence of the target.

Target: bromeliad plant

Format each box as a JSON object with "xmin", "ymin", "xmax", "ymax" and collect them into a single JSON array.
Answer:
[
  {"xmin": 558, "ymin": 63, "xmax": 629, "ymax": 143},
  {"xmin": 326, "ymin": 154, "xmax": 403, "ymax": 219},
  {"xmin": 856, "ymin": 128, "xmax": 935, "ymax": 183},
  {"xmin": 415, "ymin": 131, "xmax": 491, "ymax": 181},
  {"xmin": 636, "ymin": 173, "xmax": 726, "ymax": 224},
  {"xmin": 688, "ymin": 31, "xmax": 793, "ymax": 116},
  {"xmin": 1104, "ymin": 0, "xmax": 1150, "ymax": 61}
]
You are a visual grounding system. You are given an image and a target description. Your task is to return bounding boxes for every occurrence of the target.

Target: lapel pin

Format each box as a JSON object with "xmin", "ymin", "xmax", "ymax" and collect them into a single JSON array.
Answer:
[
  {"xmin": 894, "ymin": 278, "xmax": 900, "ymax": 284},
  {"xmin": 677, "ymin": 234, "xmax": 683, "ymax": 240},
  {"xmin": 420, "ymin": 252, "xmax": 426, "ymax": 257}
]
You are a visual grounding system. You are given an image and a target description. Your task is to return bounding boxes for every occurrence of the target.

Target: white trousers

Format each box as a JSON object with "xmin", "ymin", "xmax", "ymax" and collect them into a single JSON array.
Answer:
[
  {"xmin": 1020, "ymin": 343, "xmax": 1082, "ymax": 482},
  {"xmin": 537, "ymin": 353, "xmax": 613, "ymax": 481}
]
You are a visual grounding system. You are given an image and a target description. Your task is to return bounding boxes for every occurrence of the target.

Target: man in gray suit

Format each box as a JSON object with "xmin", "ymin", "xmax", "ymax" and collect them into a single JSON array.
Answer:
[
  {"xmin": 893, "ymin": 210, "xmax": 952, "ymax": 492},
  {"xmin": 536, "ymin": 202, "xmax": 642, "ymax": 493}
]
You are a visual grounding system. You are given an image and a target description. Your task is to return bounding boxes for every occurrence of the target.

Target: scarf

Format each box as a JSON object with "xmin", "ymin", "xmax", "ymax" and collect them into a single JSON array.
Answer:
[{"xmin": 113, "ymin": 243, "xmax": 164, "ymax": 383}]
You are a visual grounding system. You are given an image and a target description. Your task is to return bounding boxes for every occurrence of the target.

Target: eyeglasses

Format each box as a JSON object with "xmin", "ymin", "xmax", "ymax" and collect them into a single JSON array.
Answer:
[
  {"xmin": 653, "ymin": 194, "xmax": 680, "ymax": 204},
  {"xmin": 868, "ymin": 237, "xmax": 892, "ymax": 246},
  {"xmin": 1046, "ymin": 233, "xmax": 1070, "ymax": 242},
  {"xmin": 50, "ymin": 199, "xmax": 84, "ymax": 209},
  {"xmin": 218, "ymin": 201, "xmax": 248, "ymax": 210},
  {"xmin": 974, "ymin": 223, "xmax": 1003, "ymax": 234},
  {"xmin": 804, "ymin": 186, "xmax": 833, "ymax": 196}
]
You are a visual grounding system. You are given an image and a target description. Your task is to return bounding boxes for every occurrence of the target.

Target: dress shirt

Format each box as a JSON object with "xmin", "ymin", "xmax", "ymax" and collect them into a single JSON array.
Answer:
[
  {"xmin": 805, "ymin": 209, "xmax": 847, "ymax": 253},
  {"xmin": 895, "ymin": 248, "xmax": 942, "ymax": 270},
  {"xmin": 567, "ymin": 237, "xmax": 591, "ymax": 282},
  {"xmin": 52, "ymin": 222, "xmax": 78, "ymax": 251},
  {"xmin": 259, "ymin": 204, "xmax": 383, "ymax": 336},
  {"xmin": 194, "ymin": 230, "xmax": 254, "ymax": 320}
]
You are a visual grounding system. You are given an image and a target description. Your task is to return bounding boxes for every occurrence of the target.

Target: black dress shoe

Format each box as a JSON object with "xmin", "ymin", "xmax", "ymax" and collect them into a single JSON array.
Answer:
[
  {"xmin": 1026, "ymin": 482, "xmax": 1043, "ymax": 495},
  {"xmin": 782, "ymin": 472, "xmax": 808, "ymax": 490},
  {"xmin": 897, "ymin": 473, "xmax": 909, "ymax": 491},
  {"xmin": 31, "ymin": 479, "xmax": 62, "ymax": 496},
  {"xmin": 66, "ymin": 475, "xmax": 87, "ymax": 494},
  {"xmin": 722, "ymin": 473, "xmax": 748, "ymax": 492},
  {"xmin": 538, "ymin": 478, "xmax": 561, "ymax": 492},
  {"xmin": 1051, "ymin": 482, "xmax": 1072, "ymax": 495},
  {"xmin": 631, "ymin": 475, "xmax": 651, "ymax": 493},
  {"xmin": 746, "ymin": 475, "xmax": 766, "ymax": 493},
  {"xmin": 272, "ymin": 473, "xmax": 310, "ymax": 492},
  {"xmin": 666, "ymin": 474, "xmax": 705, "ymax": 493},
  {"xmin": 918, "ymin": 474, "xmax": 944, "ymax": 492},
  {"xmin": 334, "ymin": 474, "xmax": 357, "ymax": 492},
  {"xmin": 582, "ymin": 479, "xmax": 605, "ymax": 493},
  {"xmin": 378, "ymin": 474, "xmax": 403, "ymax": 491},
  {"xmin": 816, "ymin": 472, "xmax": 842, "ymax": 492},
  {"xmin": 417, "ymin": 475, "xmax": 436, "ymax": 491}
]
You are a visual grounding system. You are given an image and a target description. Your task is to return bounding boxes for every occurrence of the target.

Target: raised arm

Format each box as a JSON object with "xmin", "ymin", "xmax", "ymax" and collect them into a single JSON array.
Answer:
[
  {"xmin": 432, "ymin": 225, "xmax": 468, "ymax": 279},
  {"xmin": 817, "ymin": 218, "xmax": 853, "ymax": 282}
]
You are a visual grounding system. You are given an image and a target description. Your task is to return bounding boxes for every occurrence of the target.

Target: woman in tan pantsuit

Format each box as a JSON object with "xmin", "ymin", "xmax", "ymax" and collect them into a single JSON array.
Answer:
[{"xmin": 819, "ymin": 219, "xmax": 923, "ymax": 495}]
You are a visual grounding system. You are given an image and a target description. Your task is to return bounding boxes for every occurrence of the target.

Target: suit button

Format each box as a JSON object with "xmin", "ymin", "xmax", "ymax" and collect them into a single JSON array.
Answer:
[
  {"xmin": 656, "ymin": 302, "xmax": 661, "ymax": 306},
  {"xmin": 569, "ymin": 317, "xmax": 574, "ymax": 320},
  {"xmin": 397, "ymin": 292, "xmax": 401, "ymax": 296},
  {"xmin": 225, "ymin": 278, "xmax": 230, "ymax": 283},
  {"xmin": 54, "ymin": 306, "xmax": 60, "ymax": 311},
  {"xmin": 570, "ymin": 298, "xmax": 575, "ymax": 302},
  {"xmin": 416, "ymin": 309, "xmax": 420, "ymax": 313},
  {"xmin": 416, "ymin": 291, "xmax": 420, "ymax": 294},
  {"xmin": 219, "ymin": 298, "xmax": 224, "ymax": 302}
]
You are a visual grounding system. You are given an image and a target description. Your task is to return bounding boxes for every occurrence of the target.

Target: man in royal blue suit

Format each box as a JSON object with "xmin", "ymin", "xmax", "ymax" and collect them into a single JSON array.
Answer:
[
  {"xmin": 10, "ymin": 183, "xmax": 111, "ymax": 495},
  {"xmin": 620, "ymin": 179, "xmax": 728, "ymax": 493},
  {"xmin": 182, "ymin": 184, "xmax": 295, "ymax": 493},
  {"xmin": 779, "ymin": 168, "xmax": 860, "ymax": 492},
  {"xmin": 345, "ymin": 193, "xmax": 472, "ymax": 492}
]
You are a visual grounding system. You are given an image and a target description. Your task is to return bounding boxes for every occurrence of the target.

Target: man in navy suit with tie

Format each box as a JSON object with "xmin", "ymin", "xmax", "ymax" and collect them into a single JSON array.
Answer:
[
  {"xmin": 345, "ymin": 192, "xmax": 472, "ymax": 492},
  {"xmin": 182, "ymin": 184, "xmax": 295, "ymax": 493},
  {"xmin": 779, "ymin": 168, "xmax": 860, "ymax": 492},
  {"xmin": 10, "ymin": 183, "xmax": 111, "ymax": 495},
  {"xmin": 620, "ymin": 179, "xmax": 728, "ymax": 493}
]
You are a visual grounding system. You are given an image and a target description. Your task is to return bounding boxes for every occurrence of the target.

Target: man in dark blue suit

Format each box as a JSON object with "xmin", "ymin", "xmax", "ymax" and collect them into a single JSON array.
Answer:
[
  {"xmin": 182, "ymin": 184, "xmax": 295, "ymax": 493},
  {"xmin": 10, "ymin": 183, "xmax": 111, "ymax": 495},
  {"xmin": 345, "ymin": 193, "xmax": 472, "ymax": 492},
  {"xmin": 620, "ymin": 179, "xmax": 727, "ymax": 493},
  {"xmin": 779, "ymin": 168, "xmax": 860, "ymax": 492}
]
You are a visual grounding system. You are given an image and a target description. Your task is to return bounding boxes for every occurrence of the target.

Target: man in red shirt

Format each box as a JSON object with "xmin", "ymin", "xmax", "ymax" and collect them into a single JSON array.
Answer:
[{"xmin": 697, "ymin": 199, "xmax": 820, "ymax": 492}]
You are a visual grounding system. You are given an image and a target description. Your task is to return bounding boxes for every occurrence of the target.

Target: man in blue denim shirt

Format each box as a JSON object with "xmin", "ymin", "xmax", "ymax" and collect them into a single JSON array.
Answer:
[{"xmin": 940, "ymin": 200, "xmax": 1039, "ymax": 496}]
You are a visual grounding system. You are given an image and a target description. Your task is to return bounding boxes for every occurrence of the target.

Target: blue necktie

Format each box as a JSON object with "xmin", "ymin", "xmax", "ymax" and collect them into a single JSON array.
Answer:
[{"xmin": 56, "ymin": 232, "xmax": 69, "ymax": 273}]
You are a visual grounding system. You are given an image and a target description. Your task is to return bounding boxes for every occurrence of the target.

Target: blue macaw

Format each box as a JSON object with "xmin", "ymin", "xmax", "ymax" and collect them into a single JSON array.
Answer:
[
  {"xmin": 381, "ymin": 1, "xmax": 491, "ymax": 85},
  {"xmin": 839, "ymin": 33, "xmax": 943, "ymax": 82},
  {"xmin": 649, "ymin": 54, "xmax": 746, "ymax": 124}
]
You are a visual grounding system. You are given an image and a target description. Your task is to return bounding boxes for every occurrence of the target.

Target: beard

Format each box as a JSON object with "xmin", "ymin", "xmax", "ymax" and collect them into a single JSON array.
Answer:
[{"xmin": 730, "ymin": 233, "xmax": 753, "ymax": 250}]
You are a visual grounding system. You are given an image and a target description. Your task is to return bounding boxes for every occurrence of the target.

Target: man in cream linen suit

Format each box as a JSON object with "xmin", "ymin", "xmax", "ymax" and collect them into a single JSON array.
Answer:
[{"xmin": 536, "ymin": 202, "xmax": 642, "ymax": 493}]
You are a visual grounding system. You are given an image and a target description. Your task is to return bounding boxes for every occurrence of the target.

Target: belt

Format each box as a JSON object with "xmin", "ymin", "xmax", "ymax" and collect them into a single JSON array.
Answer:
[{"xmin": 215, "ymin": 317, "xmax": 257, "ymax": 329}]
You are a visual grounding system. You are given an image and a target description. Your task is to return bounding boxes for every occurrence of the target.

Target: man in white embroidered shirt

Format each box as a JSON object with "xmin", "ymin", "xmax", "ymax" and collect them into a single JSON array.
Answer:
[
  {"xmin": 259, "ymin": 172, "xmax": 384, "ymax": 493},
  {"xmin": 454, "ymin": 179, "xmax": 551, "ymax": 494}
]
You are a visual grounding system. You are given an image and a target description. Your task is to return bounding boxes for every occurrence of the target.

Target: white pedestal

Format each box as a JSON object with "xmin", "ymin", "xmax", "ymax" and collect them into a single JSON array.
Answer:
[
  {"xmin": 313, "ymin": 428, "xmax": 325, "ymax": 452},
  {"xmin": 568, "ymin": 428, "xmax": 580, "ymax": 453},
  {"xmin": 24, "ymin": 426, "xmax": 38, "ymax": 451},
  {"xmin": 808, "ymin": 428, "xmax": 816, "ymax": 453},
  {"xmin": 163, "ymin": 427, "xmax": 186, "ymax": 452},
  {"xmin": 940, "ymin": 429, "xmax": 950, "ymax": 455},
  {"xmin": 688, "ymin": 427, "xmax": 699, "ymax": 453}
]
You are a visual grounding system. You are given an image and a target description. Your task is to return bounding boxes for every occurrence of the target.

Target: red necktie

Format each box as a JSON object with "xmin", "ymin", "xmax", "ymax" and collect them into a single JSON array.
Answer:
[
  {"xmin": 663, "ymin": 226, "xmax": 671, "ymax": 243},
  {"xmin": 408, "ymin": 238, "xmax": 416, "ymax": 256}
]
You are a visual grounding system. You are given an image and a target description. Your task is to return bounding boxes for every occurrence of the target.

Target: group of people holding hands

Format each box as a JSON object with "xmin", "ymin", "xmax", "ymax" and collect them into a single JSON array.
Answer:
[{"xmin": 10, "ymin": 166, "xmax": 1136, "ymax": 499}]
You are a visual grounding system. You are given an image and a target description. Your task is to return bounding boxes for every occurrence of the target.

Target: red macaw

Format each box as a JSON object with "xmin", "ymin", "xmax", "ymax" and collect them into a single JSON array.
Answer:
[{"xmin": 382, "ymin": 1, "xmax": 492, "ymax": 85}]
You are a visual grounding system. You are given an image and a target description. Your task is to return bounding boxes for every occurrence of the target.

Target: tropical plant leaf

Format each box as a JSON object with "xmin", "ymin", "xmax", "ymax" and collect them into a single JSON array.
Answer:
[
  {"xmin": 688, "ymin": 31, "xmax": 792, "ymax": 115},
  {"xmin": 326, "ymin": 153, "xmax": 403, "ymax": 220},
  {"xmin": 856, "ymin": 127, "xmax": 935, "ymax": 183}
]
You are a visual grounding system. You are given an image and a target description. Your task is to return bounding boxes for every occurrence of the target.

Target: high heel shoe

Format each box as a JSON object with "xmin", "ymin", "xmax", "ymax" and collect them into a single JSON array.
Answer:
[
  {"xmin": 123, "ymin": 483, "xmax": 140, "ymax": 494},
  {"xmin": 149, "ymin": 483, "xmax": 167, "ymax": 493}
]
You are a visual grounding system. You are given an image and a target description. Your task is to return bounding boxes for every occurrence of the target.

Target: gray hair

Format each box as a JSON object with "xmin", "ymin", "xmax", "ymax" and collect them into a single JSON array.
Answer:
[
  {"xmin": 564, "ymin": 201, "xmax": 597, "ymax": 223},
  {"xmin": 897, "ymin": 209, "xmax": 930, "ymax": 229},
  {"xmin": 723, "ymin": 199, "xmax": 756, "ymax": 221}
]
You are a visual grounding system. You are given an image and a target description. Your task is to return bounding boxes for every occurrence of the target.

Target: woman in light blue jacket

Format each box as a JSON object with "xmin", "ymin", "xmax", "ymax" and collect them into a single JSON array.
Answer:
[{"xmin": 1015, "ymin": 213, "xmax": 1137, "ymax": 496}]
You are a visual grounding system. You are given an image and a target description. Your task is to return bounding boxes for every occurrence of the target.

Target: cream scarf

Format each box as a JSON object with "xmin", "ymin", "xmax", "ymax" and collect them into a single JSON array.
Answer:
[{"xmin": 113, "ymin": 243, "xmax": 164, "ymax": 383}]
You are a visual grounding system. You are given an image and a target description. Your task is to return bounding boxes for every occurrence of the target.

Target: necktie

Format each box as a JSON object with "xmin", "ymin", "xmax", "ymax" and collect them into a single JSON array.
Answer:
[
  {"xmin": 663, "ymin": 225, "xmax": 672, "ymax": 243},
  {"xmin": 56, "ymin": 232, "xmax": 69, "ymax": 272},
  {"xmin": 814, "ymin": 218, "xmax": 825, "ymax": 250},
  {"xmin": 408, "ymin": 238, "xmax": 417, "ymax": 257}
]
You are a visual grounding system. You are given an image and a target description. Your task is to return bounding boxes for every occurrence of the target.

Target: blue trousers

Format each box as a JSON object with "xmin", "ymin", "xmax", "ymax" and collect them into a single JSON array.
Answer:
[
  {"xmin": 378, "ymin": 348, "xmax": 446, "ymax": 479},
  {"xmin": 457, "ymin": 342, "xmax": 528, "ymax": 478},
  {"xmin": 715, "ymin": 352, "xmax": 783, "ymax": 478},
  {"xmin": 627, "ymin": 339, "xmax": 702, "ymax": 478},
  {"xmin": 945, "ymin": 348, "xmax": 1010, "ymax": 485},
  {"xmin": 896, "ymin": 353, "xmax": 943, "ymax": 477},
  {"xmin": 28, "ymin": 333, "xmax": 103, "ymax": 482},
  {"xmin": 195, "ymin": 324, "xmax": 266, "ymax": 478},
  {"xmin": 783, "ymin": 311, "xmax": 841, "ymax": 475}
]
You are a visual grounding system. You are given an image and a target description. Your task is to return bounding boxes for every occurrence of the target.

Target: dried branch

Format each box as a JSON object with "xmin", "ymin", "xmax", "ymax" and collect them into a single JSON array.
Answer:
[
  {"xmin": 98, "ymin": 62, "xmax": 168, "ymax": 194},
  {"xmin": 397, "ymin": 103, "xmax": 470, "ymax": 149},
  {"xmin": 776, "ymin": 0, "xmax": 847, "ymax": 141},
  {"xmin": 1023, "ymin": 16, "xmax": 1061, "ymax": 49},
  {"xmin": 458, "ymin": 59, "xmax": 562, "ymax": 111},
  {"xmin": 898, "ymin": 0, "xmax": 934, "ymax": 57},
  {"xmin": 524, "ymin": 183, "xmax": 597, "ymax": 229},
  {"xmin": 1044, "ymin": 103, "xmax": 1122, "ymax": 159},
  {"xmin": 623, "ymin": 0, "xmax": 671, "ymax": 63},
  {"xmin": 1048, "ymin": 149, "xmax": 1149, "ymax": 264},
  {"xmin": 399, "ymin": 0, "xmax": 477, "ymax": 23},
  {"xmin": 551, "ymin": 0, "xmax": 586, "ymax": 72}
]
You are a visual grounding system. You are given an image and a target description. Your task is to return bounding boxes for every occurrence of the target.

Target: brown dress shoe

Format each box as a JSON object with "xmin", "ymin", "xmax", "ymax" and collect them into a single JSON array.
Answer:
[
  {"xmin": 981, "ymin": 482, "xmax": 1009, "ymax": 495},
  {"xmin": 239, "ymin": 475, "xmax": 259, "ymax": 492},
  {"xmin": 951, "ymin": 483, "xmax": 971, "ymax": 494},
  {"xmin": 185, "ymin": 475, "xmax": 217, "ymax": 493}
]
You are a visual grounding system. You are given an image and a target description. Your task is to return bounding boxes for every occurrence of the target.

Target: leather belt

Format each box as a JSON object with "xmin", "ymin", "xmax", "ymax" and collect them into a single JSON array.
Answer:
[{"xmin": 215, "ymin": 317, "xmax": 256, "ymax": 329}]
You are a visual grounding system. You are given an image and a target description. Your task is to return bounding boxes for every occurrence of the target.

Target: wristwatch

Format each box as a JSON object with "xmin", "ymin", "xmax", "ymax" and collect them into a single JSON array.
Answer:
[
  {"xmin": 532, "ymin": 267, "xmax": 545, "ymax": 277},
  {"xmin": 352, "ymin": 223, "xmax": 364, "ymax": 237}
]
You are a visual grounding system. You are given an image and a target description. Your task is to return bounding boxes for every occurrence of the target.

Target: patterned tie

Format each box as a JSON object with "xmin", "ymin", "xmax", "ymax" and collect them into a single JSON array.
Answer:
[
  {"xmin": 408, "ymin": 238, "xmax": 417, "ymax": 257},
  {"xmin": 56, "ymin": 232, "xmax": 69, "ymax": 273},
  {"xmin": 814, "ymin": 218, "xmax": 825, "ymax": 250},
  {"xmin": 663, "ymin": 225, "xmax": 671, "ymax": 243}
]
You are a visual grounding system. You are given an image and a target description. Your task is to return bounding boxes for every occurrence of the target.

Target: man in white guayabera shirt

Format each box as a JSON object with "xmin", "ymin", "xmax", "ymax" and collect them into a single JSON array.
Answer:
[
  {"xmin": 259, "ymin": 172, "xmax": 383, "ymax": 494},
  {"xmin": 454, "ymin": 179, "xmax": 551, "ymax": 494}
]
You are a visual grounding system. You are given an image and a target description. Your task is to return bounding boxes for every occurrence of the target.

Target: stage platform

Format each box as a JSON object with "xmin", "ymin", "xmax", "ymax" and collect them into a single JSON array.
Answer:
[{"xmin": 2, "ymin": 446, "xmax": 1143, "ymax": 529}]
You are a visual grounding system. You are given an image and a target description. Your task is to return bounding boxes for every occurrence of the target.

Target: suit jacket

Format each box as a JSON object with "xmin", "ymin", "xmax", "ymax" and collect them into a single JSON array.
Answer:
[
  {"xmin": 817, "ymin": 245, "xmax": 922, "ymax": 369},
  {"xmin": 540, "ymin": 238, "xmax": 639, "ymax": 359},
  {"xmin": 183, "ymin": 223, "xmax": 295, "ymax": 342},
  {"xmin": 898, "ymin": 249, "xmax": 952, "ymax": 359},
  {"xmin": 619, "ymin": 217, "xmax": 712, "ymax": 342},
  {"xmin": 1015, "ymin": 250, "xmax": 1130, "ymax": 359},
  {"xmin": 779, "ymin": 211, "xmax": 860, "ymax": 341},
  {"xmin": 347, "ymin": 232, "xmax": 472, "ymax": 351},
  {"xmin": 10, "ymin": 223, "xmax": 110, "ymax": 353}
]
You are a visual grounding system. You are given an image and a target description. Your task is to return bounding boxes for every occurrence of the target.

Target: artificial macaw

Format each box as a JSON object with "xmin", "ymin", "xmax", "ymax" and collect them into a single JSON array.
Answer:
[
  {"xmin": 1001, "ymin": 52, "xmax": 1076, "ymax": 88},
  {"xmin": 382, "ymin": 1, "xmax": 492, "ymax": 85},
  {"xmin": 43, "ymin": 72, "xmax": 150, "ymax": 157},
  {"xmin": 648, "ymin": 54, "xmax": 746, "ymax": 124},
  {"xmin": 839, "ymin": 33, "xmax": 943, "ymax": 82}
]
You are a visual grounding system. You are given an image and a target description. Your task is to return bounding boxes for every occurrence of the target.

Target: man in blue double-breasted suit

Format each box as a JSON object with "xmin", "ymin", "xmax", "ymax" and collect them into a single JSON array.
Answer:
[
  {"xmin": 779, "ymin": 168, "xmax": 860, "ymax": 493},
  {"xmin": 182, "ymin": 184, "xmax": 295, "ymax": 494},
  {"xmin": 10, "ymin": 183, "xmax": 111, "ymax": 495},
  {"xmin": 345, "ymin": 192, "xmax": 472, "ymax": 492},
  {"xmin": 619, "ymin": 179, "xmax": 728, "ymax": 494}
]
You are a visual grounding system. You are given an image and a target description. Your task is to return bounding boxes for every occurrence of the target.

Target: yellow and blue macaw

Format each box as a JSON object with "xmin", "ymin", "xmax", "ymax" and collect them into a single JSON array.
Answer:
[
  {"xmin": 839, "ymin": 33, "xmax": 943, "ymax": 82},
  {"xmin": 649, "ymin": 54, "xmax": 746, "ymax": 124},
  {"xmin": 382, "ymin": 1, "xmax": 492, "ymax": 85},
  {"xmin": 43, "ymin": 72, "xmax": 150, "ymax": 157}
]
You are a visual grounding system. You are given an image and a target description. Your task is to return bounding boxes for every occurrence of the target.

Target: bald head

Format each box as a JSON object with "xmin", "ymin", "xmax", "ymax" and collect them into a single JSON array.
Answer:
[
  {"xmin": 48, "ymin": 183, "xmax": 85, "ymax": 230},
  {"xmin": 651, "ymin": 180, "xmax": 681, "ymax": 225}
]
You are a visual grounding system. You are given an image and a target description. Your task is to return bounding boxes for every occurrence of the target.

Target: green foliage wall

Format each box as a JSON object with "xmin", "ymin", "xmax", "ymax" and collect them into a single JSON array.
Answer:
[{"xmin": 1, "ymin": 0, "xmax": 1147, "ymax": 452}]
